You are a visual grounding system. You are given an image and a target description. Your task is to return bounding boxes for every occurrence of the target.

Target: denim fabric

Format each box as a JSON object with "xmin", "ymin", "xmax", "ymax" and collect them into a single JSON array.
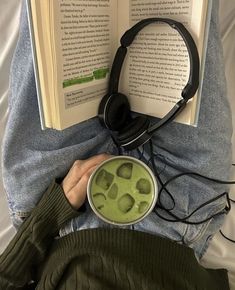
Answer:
[{"xmin": 2, "ymin": 0, "xmax": 233, "ymax": 259}]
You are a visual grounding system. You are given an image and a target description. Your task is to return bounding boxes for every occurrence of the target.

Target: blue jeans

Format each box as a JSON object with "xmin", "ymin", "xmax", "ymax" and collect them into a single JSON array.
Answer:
[{"xmin": 2, "ymin": 0, "xmax": 233, "ymax": 259}]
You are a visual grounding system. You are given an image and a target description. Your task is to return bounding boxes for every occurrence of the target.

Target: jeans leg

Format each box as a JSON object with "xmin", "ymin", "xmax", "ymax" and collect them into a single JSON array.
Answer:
[
  {"xmin": 135, "ymin": 0, "xmax": 233, "ymax": 259},
  {"xmin": 2, "ymin": 0, "xmax": 117, "ymax": 229}
]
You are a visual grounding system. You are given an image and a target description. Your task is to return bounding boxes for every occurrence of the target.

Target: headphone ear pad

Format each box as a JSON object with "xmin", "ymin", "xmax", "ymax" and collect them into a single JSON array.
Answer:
[
  {"xmin": 117, "ymin": 116, "xmax": 150, "ymax": 145},
  {"xmin": 101, "ymin": 93, "xmax": 131, "ymax": 131}
]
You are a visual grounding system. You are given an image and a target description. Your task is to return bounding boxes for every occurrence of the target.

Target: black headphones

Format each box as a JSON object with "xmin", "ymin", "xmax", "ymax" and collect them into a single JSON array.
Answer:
[{"xmin": 98, "ymin": 18, "xmax": 200, "ymax": 150}]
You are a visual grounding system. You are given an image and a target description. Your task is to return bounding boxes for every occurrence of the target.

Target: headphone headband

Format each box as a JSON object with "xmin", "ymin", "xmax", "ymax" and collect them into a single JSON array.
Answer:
[
  {"xmin": 109, "ymin": 18, "xmax": 199, "ymax": 101},
  {"xmin": 99, "ymin": 18, "xmax": 200, "ymax": 150}
]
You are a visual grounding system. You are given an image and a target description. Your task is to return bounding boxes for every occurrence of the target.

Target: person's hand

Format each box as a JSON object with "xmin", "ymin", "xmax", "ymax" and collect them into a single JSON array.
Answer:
[{"xmin": 61, "ymin": 154, "xmax": 111, "ymax": 210}]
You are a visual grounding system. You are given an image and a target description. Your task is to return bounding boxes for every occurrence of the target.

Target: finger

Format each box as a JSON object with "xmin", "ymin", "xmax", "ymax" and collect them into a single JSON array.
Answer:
[
  {"xmin": 75, "ymin": 154, "xmax": 111, "ymax": 178},
  {"xmin": 62, "ymin": 154, "xmax": 111, "ymax": 194},
  {"xmin": 61, "ymin": 161, "xmax": 84, "ymax": 194},
  {"xmin": 65, "ymin": 165, "xmax": 98, "ymax": 209}
]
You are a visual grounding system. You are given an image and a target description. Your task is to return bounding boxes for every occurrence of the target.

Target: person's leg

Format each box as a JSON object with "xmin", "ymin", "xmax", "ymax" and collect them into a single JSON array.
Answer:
[
  {"xmin": 2, "ymin": 0, "xmax": 117, "ymax": 229},
  {"xmin": 61, "ymin": 0, "xmax": 233, "ymax": 253},
  {"xmin": 2, "ymin": 0, "xmax": 233, "ymax": 259},
  {"xmin": 132, "ymin": 0, "xmax": 233, "ymax": 259}
]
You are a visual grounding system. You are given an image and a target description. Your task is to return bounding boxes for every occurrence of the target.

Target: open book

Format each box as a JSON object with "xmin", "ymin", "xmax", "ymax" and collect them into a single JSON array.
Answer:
[{"xmin": 27, "ymin": 0, "xmax": 212, "ymax": 130}]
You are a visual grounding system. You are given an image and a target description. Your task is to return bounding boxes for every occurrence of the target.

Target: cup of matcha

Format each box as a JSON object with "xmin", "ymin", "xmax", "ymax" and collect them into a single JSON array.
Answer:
[{"xmin": 87, "ymin": 156, "xmax": 158, "ymax": 226}]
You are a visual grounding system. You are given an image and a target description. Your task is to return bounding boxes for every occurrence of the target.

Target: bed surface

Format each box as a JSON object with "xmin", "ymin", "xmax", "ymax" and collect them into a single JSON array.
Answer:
[{"xmin": 0, "ymin": 0, "xmax": 234, "ymax": 288}]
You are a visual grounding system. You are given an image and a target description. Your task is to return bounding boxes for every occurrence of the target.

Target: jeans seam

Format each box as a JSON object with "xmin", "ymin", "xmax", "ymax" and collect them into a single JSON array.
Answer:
[{"xmin": 183, "ymin": 202, "xmax": 227, "ymax": 245}]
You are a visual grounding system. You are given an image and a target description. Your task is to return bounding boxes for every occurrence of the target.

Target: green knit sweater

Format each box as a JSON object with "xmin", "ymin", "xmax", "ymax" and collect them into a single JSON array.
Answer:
[{"xmin": 0, "ymin": 181, "xmax": 230, "ymax": 290}]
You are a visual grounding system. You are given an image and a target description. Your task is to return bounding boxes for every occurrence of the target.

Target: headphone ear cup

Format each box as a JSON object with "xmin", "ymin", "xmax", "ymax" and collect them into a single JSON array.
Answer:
[
  {"xmin": 99, "ymin": 93, "xmax": 131, "ymax": 131},
  {"xmin": 117, "ymin": 116, "xmax": 150, "ymax": 145},
  {"xmin": 98, "ymin": 93, "xmax": 112, "ymax": 128}
]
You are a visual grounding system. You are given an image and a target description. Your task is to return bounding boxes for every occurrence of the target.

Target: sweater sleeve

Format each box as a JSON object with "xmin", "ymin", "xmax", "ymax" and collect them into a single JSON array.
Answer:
[{"xmin": 0, "ymin": 180, "xmax": 80, "ymax": 289}]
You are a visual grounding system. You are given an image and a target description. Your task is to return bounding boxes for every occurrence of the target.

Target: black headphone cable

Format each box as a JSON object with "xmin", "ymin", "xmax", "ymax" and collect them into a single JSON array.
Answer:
[
  {"xmin": 219, "ymin": 164, "xmax": 235, "ymax": 243},
  {"xmin": 146, "ymin": 140, "xmax": 235, "ymax": 225}
]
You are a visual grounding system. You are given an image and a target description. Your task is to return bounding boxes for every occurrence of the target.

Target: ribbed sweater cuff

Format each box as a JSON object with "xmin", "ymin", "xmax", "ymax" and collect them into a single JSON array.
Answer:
[{"xmin": 33, "ymin": 180, "xmax": 80, "ymax": 232}]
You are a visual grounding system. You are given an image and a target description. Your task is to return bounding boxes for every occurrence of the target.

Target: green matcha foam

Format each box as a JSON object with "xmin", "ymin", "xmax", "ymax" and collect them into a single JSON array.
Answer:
[{"xmin": 87, "ymin": 156, "xmax": 158, "ymax": 225}]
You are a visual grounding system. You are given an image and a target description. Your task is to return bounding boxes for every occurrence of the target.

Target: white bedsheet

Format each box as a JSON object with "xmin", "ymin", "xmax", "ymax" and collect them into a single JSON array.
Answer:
[{"xmin": 0, "ymin": 0, "xmax": 234, "ymax": 288}]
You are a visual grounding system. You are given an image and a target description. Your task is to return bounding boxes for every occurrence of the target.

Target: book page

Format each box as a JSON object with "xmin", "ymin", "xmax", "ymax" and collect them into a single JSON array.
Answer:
[
  {"xmin": 52, "ymin": 0, "xmax": 118, "ymax": 129},
  {"xmin": 118, "ymin": 0, "xmax": 208, "ymax": 125}
]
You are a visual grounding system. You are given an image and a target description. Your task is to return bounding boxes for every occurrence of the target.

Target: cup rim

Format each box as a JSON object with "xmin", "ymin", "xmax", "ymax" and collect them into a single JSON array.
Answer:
[{"xmin": 87, "ymin": 155, "xmax": 158, "ymax": 226}]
